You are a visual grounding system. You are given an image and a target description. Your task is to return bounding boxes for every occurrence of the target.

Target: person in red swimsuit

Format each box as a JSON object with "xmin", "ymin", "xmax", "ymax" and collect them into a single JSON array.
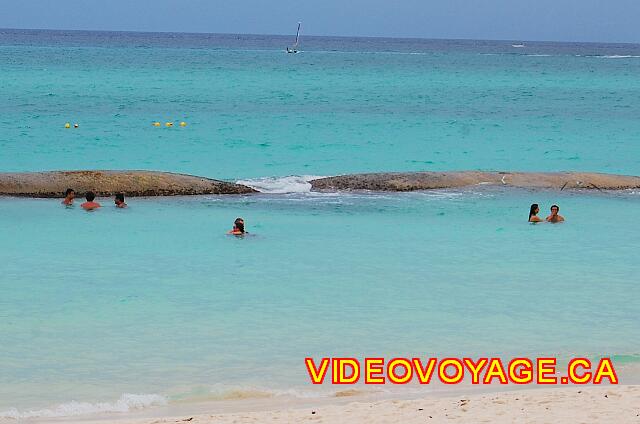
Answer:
[{"xmin": 81, "ymin": 191, "xmax": 101, "ymax": 211}]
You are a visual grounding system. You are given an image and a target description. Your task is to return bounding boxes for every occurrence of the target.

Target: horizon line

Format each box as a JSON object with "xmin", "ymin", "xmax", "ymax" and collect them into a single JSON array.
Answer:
[{"xmin": 1, "ymin": 26, "xmax": 639, "ymax": 46}]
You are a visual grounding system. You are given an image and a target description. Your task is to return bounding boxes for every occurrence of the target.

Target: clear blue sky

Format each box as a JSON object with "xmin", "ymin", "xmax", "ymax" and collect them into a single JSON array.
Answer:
[{"xmin": 2, "ymin": 0, "xmax": 639, "ymax": 43}]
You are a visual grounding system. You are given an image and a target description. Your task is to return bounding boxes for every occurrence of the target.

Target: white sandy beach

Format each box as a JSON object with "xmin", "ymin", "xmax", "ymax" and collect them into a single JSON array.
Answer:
[{"xmin": 45, "ymin": 385, "xmax": 639, "ymax": 424}]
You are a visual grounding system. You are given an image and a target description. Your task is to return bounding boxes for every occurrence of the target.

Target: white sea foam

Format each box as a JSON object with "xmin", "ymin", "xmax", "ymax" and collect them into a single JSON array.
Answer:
[
  {"xmin": 600, "ymin": 55, "xmax": 640, "ymax": 59},
  {"xmin": 575, "ymin": 54, "xmax": 640, "ymax": 59},
  {"xmin": 205, "ymin": 384, "xmax": 388, "ymax": 401},
  {"xmin": 205, "ymin": 384, "xmax": 334, "ymax": 400},
  {"xmin": 236, "ymin": 175, "xmax": 327, "ymax": 194},
  {"xmin": 0, "ymin": 393, "xmax": 166, "ymax": 419}
]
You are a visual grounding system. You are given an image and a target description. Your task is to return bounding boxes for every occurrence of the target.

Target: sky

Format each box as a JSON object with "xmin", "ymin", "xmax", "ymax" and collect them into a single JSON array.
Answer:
[{"xmin": 1, "ymin": 0, "xmax": 639, "ymax": 43}]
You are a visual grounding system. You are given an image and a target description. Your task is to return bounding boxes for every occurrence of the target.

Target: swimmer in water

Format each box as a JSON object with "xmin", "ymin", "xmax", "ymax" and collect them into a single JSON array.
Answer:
[
  {"xmin": 81, "ymin": 191, "xmax": 101, "ymax": 211},
  {"xmin": 61, "ymin": 188, "xmax": 75, "ymax": 206},
  {"xmin": 528, "ymin": 203, "xmax": 542, "ymax": 223},
  {"xmin": 114, "ymin": 193, "xmax": 127, "ymax": 208},
  {"xmin": 228, "ymin": 217, "xmax": 247, "ymax": 235},
  {"xmin": 546, "ymin": 204, "xmax": 565, "ymax": 223}
]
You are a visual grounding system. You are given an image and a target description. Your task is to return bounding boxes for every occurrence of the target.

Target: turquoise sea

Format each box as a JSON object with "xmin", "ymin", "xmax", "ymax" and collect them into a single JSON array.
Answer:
[{"xmin": 0, "ymin": 30, "xmax": 639, "ymax": 418}]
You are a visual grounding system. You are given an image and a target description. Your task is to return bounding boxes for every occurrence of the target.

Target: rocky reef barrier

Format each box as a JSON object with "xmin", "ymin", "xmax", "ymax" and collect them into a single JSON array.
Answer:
[
  {"xmin": 1, "ymin": 170, "xmax": 639, "ymax": 198},
  {"xmin": 0, "ymin": 171, "xmax": 256, "ymax": 197},
  {"xmin": 309, "ymin": 171, "xmax": 640, "ymax": 192}
]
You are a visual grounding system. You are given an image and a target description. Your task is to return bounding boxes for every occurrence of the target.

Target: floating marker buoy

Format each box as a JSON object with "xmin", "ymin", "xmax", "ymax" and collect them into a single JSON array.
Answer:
[
  {"xmin": 74, "ymin": 123, "xmax": 79, "ymax": 128},
  {"xmin": 64, "ymin": 123, "xmax": 71, "ymax": 128},
  {"xmin": 165, "ymin": 122, "xmax": 173, "ymax": 127},
  {"xmin": 180, "ymin": 121, "xmax": 187, "ymax": 127},
  {"xmin": 153, "ymin": 122, "xmax": 161, "ymax": 127}
]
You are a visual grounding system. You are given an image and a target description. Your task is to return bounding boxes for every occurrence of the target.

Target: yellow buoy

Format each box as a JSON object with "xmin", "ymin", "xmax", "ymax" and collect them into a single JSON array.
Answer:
[
  {"xmin": 180, "ymin": 121, "xmax": 187, "ymax": 127},
  {"xmin": 165, "ymin": 122, "xmax": 173, "ymax": 127},
  {"xmin": 64, "ymin": 123, "xmax": 71, "ymax": 128},
  {"xmin": 153, "ymin": 122, "xmax": 161, "ymax": 127}
]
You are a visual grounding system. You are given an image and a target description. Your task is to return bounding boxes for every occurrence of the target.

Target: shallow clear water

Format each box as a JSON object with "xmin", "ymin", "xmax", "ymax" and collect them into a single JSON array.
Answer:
[
  {"xmin": 1, "ymin": 189, "xmax": 639, "ymax": 415},
  {"xmin": 1, "ymin": 30, "xmax": 640, "ymax": 418}
]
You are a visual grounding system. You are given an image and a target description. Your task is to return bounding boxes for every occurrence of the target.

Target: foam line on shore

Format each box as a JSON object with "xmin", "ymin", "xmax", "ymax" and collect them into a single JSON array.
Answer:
[
  {"xmin": 0, "ymin": 394, "xmax": 166, "ymax": 419},
  {"xmin": 32, "ymin": 386, "xmax": 640, "ymax": 424}
]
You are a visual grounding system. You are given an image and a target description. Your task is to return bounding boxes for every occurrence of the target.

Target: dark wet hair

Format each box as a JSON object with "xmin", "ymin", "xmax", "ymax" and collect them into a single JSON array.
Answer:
[
  {"xmin": 65, "ymin": 188, "xmax": 74, "ymax": 196},
  {"xmin": 234, "ymin": 217, "xmax": 245, "ymax": 233},
  {"xmin": 551, "ymin": 204, "xmax": 559, "ymax": 211},
  {"xmin": 115, "ymin": 193, "xmax": 125, "ymax": 203},
  {"xmin": 529, "ymin": 203, "xmax": 539, "ymax": 220},
  {"xmin": 86, "ymin": 191, "xmax": 96, "ymax": 202}
]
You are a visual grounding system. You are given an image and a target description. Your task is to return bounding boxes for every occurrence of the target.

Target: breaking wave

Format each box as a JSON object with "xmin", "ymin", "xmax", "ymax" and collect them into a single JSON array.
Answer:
[{"xmin": 236, "ymin": 175, "xmax": 327, "ymax": 194}]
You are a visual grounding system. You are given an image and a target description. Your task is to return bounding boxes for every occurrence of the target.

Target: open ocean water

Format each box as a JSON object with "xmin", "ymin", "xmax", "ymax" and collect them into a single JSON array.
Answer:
[{"xmin": 0, "ymin": 29, "xmax": 639, "ymax": 419}]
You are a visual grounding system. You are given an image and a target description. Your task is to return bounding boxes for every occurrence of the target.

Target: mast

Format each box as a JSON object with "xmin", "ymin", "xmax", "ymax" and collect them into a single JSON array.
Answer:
[{"xmin": 294, "ymin": 22, "xmax": 301, "ymax": 47}]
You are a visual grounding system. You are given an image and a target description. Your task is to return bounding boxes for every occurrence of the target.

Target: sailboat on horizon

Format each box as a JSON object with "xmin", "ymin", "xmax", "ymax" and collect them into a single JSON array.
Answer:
[{"xmin": 286, "ymin": 22, "xmax": 302, "ymax": 53}]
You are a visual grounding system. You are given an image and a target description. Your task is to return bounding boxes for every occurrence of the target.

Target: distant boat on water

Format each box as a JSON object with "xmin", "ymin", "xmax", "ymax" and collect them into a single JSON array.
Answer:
[
  {"xmin": 286, "ymin": 22, "xmax": 302, "ymax": 54},
  {"xmin": 511, "ymin": 43, "xmax": 525, "ymax": 48}
]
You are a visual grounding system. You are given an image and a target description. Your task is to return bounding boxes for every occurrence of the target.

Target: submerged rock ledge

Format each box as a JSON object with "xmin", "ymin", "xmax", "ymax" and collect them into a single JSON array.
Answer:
[
  {"xmin": 2, "ymin": 171, "xmax": 638, "ymax": 198},
  {"xmin": 0, "ymin": 171, "xmax": 256, "ymax": 197},
  {"xmin": 310, "ymin": 171, "xmax": 640, "ymax": 192}
]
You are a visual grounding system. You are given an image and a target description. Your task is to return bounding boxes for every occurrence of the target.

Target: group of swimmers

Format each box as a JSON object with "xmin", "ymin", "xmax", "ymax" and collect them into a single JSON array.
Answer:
[
  {"xmin": 61, "ymin": 188, "xmax": 127, "ymax": 210},
  {"xmin": 62, "ymin": 188, "xmax": 561, "ymax": 229},
  {"xmin": 528, "ymin": 204, "xmax": 565, "ymax": 223},
  {"xmin": 61, "ymin": 189, "xmax": 248, "ymax": 235}
]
